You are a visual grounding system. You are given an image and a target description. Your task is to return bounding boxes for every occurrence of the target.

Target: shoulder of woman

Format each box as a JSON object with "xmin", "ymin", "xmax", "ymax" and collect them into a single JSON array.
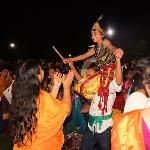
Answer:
[
  {"xmin": 40, "ymin": 90, "xmax": 54, "ymax": 100},
  {"xmin": 130, "ymin": 91, "xmax": 147, "ymax": 99},
  {"xmin": 114, "ymin": 109, "xmax": 141, "ymax": 124}
]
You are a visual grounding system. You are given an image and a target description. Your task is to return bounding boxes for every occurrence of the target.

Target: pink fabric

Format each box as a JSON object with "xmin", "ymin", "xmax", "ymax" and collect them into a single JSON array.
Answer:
[
  {"xmin": 142, "ymin": 118, "xmax": 150, "ymax": 150},
  {"xmin": 123, "ymin": 80, "xmax": 132, "ymax": 90}
]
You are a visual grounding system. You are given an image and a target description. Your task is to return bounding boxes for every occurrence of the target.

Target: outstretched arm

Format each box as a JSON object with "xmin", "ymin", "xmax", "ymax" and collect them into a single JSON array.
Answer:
[
  {"xmin": 62, "ymin": 70, "xmax": 75, "ymax": 114},
  {"xmin": 68, "ymin": 62, "xmax": 82, "ymax": 82},
  {"xmin": 66, "ymin": 48, "xmax": 95, "ymax": 63},
  {"xmin": 50, "ymin": 73, "xmax": 63, "ymax": 98},
  {"xmin": 104, "ymin": 39, "xmax": 124, "ymax": 85},
  {"xmin": 114, "ymin": 49, "xmax": 124, "ymax": 86}
]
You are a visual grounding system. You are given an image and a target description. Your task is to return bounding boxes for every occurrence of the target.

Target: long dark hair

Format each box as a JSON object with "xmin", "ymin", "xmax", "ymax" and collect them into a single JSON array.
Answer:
[
  {"xmin": 130, "ymin": 57, "xmax": 150, "ymax": 94},
  {"xmin": 10, "ymin": 60, "xmax": 41, "ymax": 146}
]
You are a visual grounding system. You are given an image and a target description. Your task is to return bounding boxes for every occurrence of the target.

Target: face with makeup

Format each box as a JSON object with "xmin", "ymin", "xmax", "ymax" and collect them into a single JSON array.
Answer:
[{"xmin": 91, "ymin": 30, "xmax": 103, "ymax": 43}]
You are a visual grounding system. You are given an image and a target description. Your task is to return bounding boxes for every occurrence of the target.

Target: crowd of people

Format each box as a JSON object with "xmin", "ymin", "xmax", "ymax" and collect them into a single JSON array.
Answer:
[{"xmin": 0, "ymin": 16, "xmax": 150, "ymax": 150}]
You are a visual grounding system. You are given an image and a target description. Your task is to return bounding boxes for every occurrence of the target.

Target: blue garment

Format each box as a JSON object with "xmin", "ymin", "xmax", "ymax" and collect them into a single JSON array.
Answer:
[{"xmin": 64, "ymin": 94, "xmax": 87, "ymax": 134}]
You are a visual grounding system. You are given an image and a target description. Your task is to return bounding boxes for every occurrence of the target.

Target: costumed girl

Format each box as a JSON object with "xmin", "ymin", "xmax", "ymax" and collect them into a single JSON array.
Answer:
[
  {"xmin": 64, "ymin": 15, "xmax": 121, "ymax": 68},
  {"xmin": 64, "ymin": 15, "xmax": 124, "ymax": 116}
]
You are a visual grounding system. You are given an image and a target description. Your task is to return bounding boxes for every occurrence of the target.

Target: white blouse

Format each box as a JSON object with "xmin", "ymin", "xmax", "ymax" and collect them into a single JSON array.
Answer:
[{"xmin": 124, "ymin": 92, "xmax": 150, "ymax": 113}]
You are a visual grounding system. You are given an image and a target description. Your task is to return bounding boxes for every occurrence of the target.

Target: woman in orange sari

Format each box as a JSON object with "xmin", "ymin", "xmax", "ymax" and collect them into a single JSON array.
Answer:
[
  {"xmin": 111, "ymin": 57, "xmax": 150, "ymax": 150},
  {"xmin": 10, "ymin": 60, "xmax": 74, "ymax": 150}
]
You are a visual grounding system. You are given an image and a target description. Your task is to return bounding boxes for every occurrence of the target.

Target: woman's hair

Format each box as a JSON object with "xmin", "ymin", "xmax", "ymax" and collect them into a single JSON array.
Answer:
[
  {"xmin": 130, "ymin": 57, "xmax": 150, "ymax": 94},
  {"xmin": 44, "ymin": 65, "xmax": 56, "ymax": 77},
  {"xmin": 10, "ymin": 60, "xmax": 41, "ymax": 146}
]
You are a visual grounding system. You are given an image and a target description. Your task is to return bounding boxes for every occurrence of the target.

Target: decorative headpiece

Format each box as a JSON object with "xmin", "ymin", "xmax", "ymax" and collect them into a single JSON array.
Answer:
[{"xmin": 91, "ymin": 14, "xmax": 105, "ymax": 36}]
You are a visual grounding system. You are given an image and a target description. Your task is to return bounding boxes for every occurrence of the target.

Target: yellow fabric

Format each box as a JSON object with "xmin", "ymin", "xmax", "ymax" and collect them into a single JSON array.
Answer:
[
  {"xmin": 111, "ymin": 110, "xmax": 146, "ymax": 150},
  {"xmin": 74, "ymin": 73, "xmax": 100, "ymax": 100},
  {"xmin": 13, "ymin": 90, "xmax": 70, "ymax": 150}
]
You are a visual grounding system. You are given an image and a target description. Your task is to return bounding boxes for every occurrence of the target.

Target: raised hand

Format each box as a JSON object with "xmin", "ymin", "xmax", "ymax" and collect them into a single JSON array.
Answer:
[
  {"xmin": 62, "ymin": 58, "xmax": 73, "ymax": 64},
  {"xmin": 67, "ymin": 58, "xmax": 73, "ymax": 62},
  {"xmin": 114, "ymin": 48, "xmax": 124, "ymax": 59},
  {"xmin": 51, "ymin": 73, "xmax": 63, "ymax": 99},
  {"xmin": 53, "ymin": 73, "xmax": 63, "ymax": 87},
  {"xmin": 68, "ymin": 62, "xmax": 75, "ymax": 70},
  {"xmin": 62, "ymin": 70, "xmax": 75, "ymax": 89},
  {"xmin": 62, "ymin": 58, "xmax": 68, "ymax": 64}
]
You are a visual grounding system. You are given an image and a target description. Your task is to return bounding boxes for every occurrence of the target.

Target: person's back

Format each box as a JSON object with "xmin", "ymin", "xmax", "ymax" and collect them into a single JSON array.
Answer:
[
  {"xmin": 10, "ymin": 60, "xmax": 74, "ymax": 150},
  {"xmin": 124, "ymin": 60, "xmax": 150, "ymax": 113},
  {"xmin": 124, "ymin": 91, "xmax": 150, "ymax": 113},
  {"xmin": 112, "ymin": 57, "xmax": 150, "ymax": 150},
  {"xmin": 112, "ymin": 109, "xmax": 146, "ymax": 150},
  {"xmin": 13, "ymin": 90, "xmax": 70, "ymax": 150}
]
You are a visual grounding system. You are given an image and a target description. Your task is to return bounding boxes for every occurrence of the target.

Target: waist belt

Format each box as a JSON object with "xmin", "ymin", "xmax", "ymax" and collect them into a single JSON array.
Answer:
[{"xmin": 89, "ymin": 114, "xmax": 112, "ymax": 129}]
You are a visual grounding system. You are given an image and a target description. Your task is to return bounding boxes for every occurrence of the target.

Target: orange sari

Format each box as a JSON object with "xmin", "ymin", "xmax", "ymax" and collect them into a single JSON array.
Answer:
[
  {"xmin": 111, "ymin": 110, "xmax": 146, "ymax": 150},
  {"xmin": 13, "ymin": 90, "xmax": 70, "ymax": 150}
]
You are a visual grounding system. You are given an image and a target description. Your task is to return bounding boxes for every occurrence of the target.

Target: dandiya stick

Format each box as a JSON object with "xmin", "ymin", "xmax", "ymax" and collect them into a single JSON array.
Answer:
[{"xmin": 52, "ymin": 46, "xmax": 64, "ymax": 60}]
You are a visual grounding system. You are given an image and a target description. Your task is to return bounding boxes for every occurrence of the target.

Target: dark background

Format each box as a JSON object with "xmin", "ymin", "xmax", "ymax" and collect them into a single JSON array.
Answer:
[{"xmin": 0, "ymin": 2, "xmax": 150, "ymax": 60}]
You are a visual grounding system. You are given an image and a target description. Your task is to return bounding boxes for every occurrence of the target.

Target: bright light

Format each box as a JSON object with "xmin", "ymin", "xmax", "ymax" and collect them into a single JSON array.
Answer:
[
  {"xmin": 10, "ymin": 43, "xmax": 15, "ymax": 48},
  {"xmin": 68, "ymin": 54, "xmax": 72, "ymax": 57},
  {"xmin": 107, "ymin": 28, "xmax": 114, "ymax": 36}
]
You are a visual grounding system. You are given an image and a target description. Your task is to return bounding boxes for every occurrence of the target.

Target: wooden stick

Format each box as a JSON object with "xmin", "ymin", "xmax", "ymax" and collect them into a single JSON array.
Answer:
[{"xmin": 52, "ymin": 46, "xmax": 64, "ymax": 60}]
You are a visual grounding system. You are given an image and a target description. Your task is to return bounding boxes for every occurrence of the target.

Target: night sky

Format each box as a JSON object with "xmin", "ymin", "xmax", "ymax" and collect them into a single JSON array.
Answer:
[{"xmin": 0, "ymin": 2, "xmax": 150, "ymax": 59}]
